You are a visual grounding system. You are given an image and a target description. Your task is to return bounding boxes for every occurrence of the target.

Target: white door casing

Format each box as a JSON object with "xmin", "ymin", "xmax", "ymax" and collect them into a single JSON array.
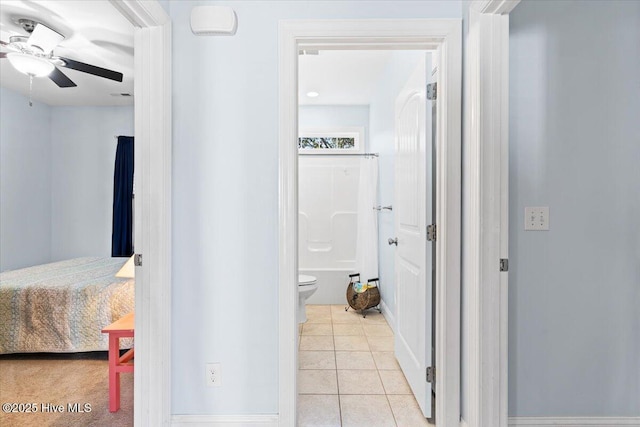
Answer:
[
  {"xmin": 393, "ymin": 56, "xmax": 432, "ymax": 418},
  {"xmin": 279, "ymin": 19, "xmax": 461, "ymax": 427},
  {"xmin": 465, "ymin": 1, "xmax": 519, "ymax": 426},
  {"xmin": 107, "ymin": 1, "xmax": 171, "ymax": 426}
]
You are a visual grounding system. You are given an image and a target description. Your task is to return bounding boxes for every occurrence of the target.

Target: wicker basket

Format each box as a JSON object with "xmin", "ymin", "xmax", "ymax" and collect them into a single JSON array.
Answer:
[
  {"xmin": 346, "ymin": 284, "xmax": 380, "ymax": 311},
  {"xmin": 345, "ymin": 274, "xmax": 381, "ymax": 317}
]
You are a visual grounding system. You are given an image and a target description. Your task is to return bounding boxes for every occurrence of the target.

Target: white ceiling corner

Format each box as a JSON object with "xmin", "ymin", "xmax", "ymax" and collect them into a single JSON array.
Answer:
[{"xmin": 0, "ymin": 0, "xmax": 134, "ymax": 106}]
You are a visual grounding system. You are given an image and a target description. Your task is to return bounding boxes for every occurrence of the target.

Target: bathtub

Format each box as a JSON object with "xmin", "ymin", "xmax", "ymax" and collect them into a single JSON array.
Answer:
[{"xmin": 300, "ymin": 268, "xmax": 352, "ymax": 305}]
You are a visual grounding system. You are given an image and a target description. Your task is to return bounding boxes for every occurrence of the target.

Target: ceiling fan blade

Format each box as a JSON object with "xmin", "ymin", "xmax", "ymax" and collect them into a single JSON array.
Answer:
[
  {"xmin": 59, "ymin": 57, "xmax": 123, "ymax": 82},
  {"xmin": 0, "ymin": 52, "xmax": 6, "ymax": 59},
  {"xmin": 49, "ymin": 67, "xmax": 77, "ymax": 88},
  {"xmin": 27, "ymin": 24, "xmax": 64, "ymax": 55}
]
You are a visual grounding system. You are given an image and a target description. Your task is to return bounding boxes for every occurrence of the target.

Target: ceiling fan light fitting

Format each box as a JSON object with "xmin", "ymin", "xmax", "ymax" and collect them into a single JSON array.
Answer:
[{"xmin": 7, "ymin": 52, "xmax": 54, "ymax": 77}]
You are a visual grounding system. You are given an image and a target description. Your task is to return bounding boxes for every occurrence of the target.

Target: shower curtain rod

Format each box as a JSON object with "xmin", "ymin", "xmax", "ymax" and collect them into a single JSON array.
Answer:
[{"xmin": 299, "ymin": 152, "xmax": 379, "ymax": 157}]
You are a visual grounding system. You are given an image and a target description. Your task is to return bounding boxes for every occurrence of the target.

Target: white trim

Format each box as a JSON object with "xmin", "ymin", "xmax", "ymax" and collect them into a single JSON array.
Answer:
[
  {"xmin": 279, "ymin": 19, "xmax": 461, "ymax": 427},
  {"xmin": 473, "ymin": 0, "xmax": 521, "ymax": 14},
  {"xmin": 110, "ymin": 0, "xmax": 169, "ymax": 27},
  {"xmin": 171, "ymin": 414, "xmax": 279, "ymax": 427},
  {"xmin": 278, "ymin": 21, "xmax": 299, "ymax": 427},
  {"xmin": 109, "ymin": 1, "xmax": 172, "ymax": 426},
  {"xmin": 508, "ymin": 418, "xmax": 640, "ymax": 427},
  {"xmin": 379, "ymin": 298, "xmax": 395, "ymax": 334},
  {"xmin": 433, "ymin": 20, "xmax": 462, "ymax": 427},
  {"xmin": 465, "ymin": 1, "xmax": 518, "ymax": 427}
]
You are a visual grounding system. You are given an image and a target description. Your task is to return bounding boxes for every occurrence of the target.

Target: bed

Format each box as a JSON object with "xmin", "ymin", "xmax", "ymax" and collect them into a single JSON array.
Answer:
[{"xmin": 0, "ymin": 257, "xmax": 134, "ymax": 354}]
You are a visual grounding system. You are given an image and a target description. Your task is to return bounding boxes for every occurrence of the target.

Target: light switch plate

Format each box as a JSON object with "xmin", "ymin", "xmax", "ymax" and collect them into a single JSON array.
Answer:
[{"xmin": 525, "ymin": 207, "xmax": 549, "ymax": 231}]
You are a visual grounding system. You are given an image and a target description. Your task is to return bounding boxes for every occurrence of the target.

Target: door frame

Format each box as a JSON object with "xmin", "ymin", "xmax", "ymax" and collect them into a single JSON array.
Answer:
[
  {"xmin": 464, "ymin": 1, "xmax": 519, "ymax": 427},
  {"xmin": 108, "ymin": 1, "xmax": 172, "ymax": 425},
  {"xmin": 278, "ymin": 19, "xmax": 461, "ymax": 426}
]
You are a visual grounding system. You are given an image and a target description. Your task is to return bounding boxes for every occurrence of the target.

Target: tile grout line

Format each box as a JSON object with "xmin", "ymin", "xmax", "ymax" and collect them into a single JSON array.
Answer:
[
  {"xmin": 375, "ymin": 355, "xmax": 399, "ymax": 426},
  {"xmin": 301, "ymin": 306, "xmax": 416, "ymax": 426},
  {"xmin": 386, "ymin": 393, "xmax": 400, "ymax": 427},
  {"xmin": 332, "ymin": 305, "xmax": 344, "ymax": 426},
  {"xmin": 373, "ymin": 311, "xmax": 399, "ymax": 427}
]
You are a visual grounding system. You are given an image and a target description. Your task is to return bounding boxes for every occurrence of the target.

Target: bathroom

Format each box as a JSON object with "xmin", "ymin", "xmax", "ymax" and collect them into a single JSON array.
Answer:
[
  {"xmin": 297, "ymin": 49, "xmax": 387, "ymax": 315},
  {"xmin": 296, "ymin": 49, "xmax": 435, "ymax": 426},
  {"xmin": 296, "ymin": 48, "xmax": 432, "ymax": 315}
]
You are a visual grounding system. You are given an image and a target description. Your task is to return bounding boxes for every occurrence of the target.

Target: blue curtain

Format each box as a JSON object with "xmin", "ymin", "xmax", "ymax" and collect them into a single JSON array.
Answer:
[{"xmin": 112, "ymin": 136, "xmax": 134, "ymax": 257}]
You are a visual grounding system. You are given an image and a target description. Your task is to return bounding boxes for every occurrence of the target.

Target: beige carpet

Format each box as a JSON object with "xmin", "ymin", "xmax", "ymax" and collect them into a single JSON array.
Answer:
[{"xmin": 0, "ymin": 352, "xmax": 133, "ymax": 427}]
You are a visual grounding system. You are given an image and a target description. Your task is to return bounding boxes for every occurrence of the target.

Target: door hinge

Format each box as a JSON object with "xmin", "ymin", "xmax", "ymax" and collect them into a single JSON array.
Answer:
[
  {"xmin": 134, "ymin": 253, "xmax": 143, "ymax": 267},
  {"xmin": 427, "ymin": 82, "xmax": 437, "ymax": 100},
  {"xmin": 499, "ymin": 258, "xmax": 508, "ymax": 272},
  {"xmin": 427, "ymin": 224, "xmax": 437, "ymax": 242},
  {"xmin": 426, "ymin": 366, "xmax": 435, "ymax": 383}
]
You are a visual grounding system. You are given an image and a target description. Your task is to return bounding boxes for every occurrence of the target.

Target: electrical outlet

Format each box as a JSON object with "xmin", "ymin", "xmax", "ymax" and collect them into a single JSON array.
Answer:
[
  {"xmin": 206, "ymin": 363, "xmax": 222, "ymax": 387},
  {"xmin": 524, "ymin": 206, "xmax": 549, "ymax": 231}
]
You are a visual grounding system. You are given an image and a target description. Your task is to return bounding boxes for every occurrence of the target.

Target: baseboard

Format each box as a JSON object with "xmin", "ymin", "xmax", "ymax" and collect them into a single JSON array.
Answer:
[
  {"xmin": 380, "ymin": 299, "xmax": 395, "ymax": 332},
  {"xmin": 171, "ymin": 414, "xmax": 279, "ymax": 427},
  {"xmin": 508, "ymin": 417, "xmax": 640, "ymax": 426}
]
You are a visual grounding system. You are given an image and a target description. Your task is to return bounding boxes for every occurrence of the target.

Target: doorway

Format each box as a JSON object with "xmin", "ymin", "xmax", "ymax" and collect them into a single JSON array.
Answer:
[
  {"xmin": 296, "ymin": 49, "xmax": 432, "ymax": 424},
  {"xmin": 279, "ymin": 19, "xmax": 461, "ymax": 427}
]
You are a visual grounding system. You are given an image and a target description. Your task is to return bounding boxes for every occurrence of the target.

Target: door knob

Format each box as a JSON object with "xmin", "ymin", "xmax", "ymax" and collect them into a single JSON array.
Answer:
[{"xmin": 388, "ymin": 237, "xmax": 398, "ymax": 246}]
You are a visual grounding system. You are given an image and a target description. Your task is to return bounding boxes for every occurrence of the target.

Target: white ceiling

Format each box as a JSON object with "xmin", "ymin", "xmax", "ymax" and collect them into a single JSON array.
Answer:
[
  {"xmin": 0, "ymin": 0, "xmax": 134, "ymax": 106},
  {"xmin": 298, "ymin": 50, "xmax": 394, "ymax": 106}
]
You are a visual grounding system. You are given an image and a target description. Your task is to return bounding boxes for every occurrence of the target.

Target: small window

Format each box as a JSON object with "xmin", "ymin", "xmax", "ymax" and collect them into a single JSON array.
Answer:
[{"xmin": 298, "ymin": 127, "xmax": 364, "ymax": 154}]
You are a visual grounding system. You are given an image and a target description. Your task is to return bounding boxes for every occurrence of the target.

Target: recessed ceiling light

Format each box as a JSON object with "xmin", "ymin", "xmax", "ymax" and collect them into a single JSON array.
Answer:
[{"xmin": 306, "ymin": 91, "xmax": 319, "ymax": 98}]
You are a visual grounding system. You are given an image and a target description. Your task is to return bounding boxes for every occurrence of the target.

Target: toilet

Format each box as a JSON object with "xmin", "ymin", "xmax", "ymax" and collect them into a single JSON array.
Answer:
[{"xmin": 298, "ymin": 274, "xmax": 318, "ymax": 323}]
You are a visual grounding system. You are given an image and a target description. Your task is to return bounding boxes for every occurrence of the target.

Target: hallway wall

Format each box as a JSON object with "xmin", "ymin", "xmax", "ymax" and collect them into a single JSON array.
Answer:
[
  {"xmin": 508, "ymin": 0, "xmax": 640, "ymax": 416},
  {"xmin": 168, "ymin": 0, "xmax": 462, "ymax": 415}
]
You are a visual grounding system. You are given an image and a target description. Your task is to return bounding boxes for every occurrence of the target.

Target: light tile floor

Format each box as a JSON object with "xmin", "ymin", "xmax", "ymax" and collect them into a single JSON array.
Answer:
[{"xmin": 298, "ymin": 305, "xmax": 433, "ymax": 427}]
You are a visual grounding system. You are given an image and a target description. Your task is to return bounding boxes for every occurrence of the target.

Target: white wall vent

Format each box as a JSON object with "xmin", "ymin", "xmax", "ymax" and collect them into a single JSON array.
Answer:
[{"xmin": 190, "ymin": 6, "xmax": 237, "ymax": 36}]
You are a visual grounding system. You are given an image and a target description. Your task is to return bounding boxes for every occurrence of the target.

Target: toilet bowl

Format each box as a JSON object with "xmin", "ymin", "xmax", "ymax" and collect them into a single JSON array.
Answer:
[{"xmin": 298, "ymin": 274, "xmax": 318, "ymax": 323}]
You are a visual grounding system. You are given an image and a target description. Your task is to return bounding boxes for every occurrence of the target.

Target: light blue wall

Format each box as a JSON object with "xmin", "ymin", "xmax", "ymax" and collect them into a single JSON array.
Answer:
[
  {"xmin": 157, "ymin": 0, "xmax": 169, "ymax": 13},
  {"xmin": 0, "ymin": 88, "xmax": 52, "ymax": 271},
  {"xmin": 0, "ymin": 87, "xmax": 133, "ymax": 271},
  {"xmin": 509, "ymin": 0, "xmax": 640, "ymax": 417},
  {"xmin": 368, "ymin": 51, "xmax": 424, "ymax": 320},
  {"xmin": 169, "ymin": 0, "xmax": 462, "ymax": 415},
  {"xmin": 50, "ymin": 106, "xmax": 134, "ymax": 261},
  {"xmin": 299, "ymin": 105, "xmax": 370, "ymax": 149}
]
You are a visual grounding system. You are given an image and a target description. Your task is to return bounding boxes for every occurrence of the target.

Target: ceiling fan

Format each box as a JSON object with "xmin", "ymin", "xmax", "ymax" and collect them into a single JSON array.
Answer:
[{"xmin": 0, "ymin": 19, "xmax": 123, "ymax": 90}]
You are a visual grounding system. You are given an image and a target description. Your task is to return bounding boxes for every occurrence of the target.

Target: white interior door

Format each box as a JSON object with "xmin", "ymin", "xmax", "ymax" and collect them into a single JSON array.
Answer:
[{"xmin": 393, "ymin": 55, "xmax": 433, "ymax": 418}]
